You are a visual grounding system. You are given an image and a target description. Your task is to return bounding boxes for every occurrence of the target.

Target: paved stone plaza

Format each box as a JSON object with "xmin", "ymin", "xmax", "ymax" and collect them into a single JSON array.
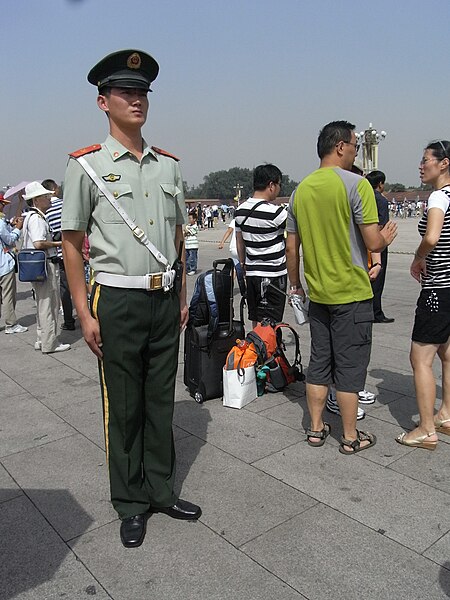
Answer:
[{"xmin": 1, "ymin": 217, "xmax": 450, "ymax": 599}]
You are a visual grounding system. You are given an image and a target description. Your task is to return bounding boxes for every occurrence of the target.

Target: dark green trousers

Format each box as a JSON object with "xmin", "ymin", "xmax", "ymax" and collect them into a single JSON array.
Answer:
[{"xmin": 92, "ymin": 283, "xmax": 180, "ymax": 519}]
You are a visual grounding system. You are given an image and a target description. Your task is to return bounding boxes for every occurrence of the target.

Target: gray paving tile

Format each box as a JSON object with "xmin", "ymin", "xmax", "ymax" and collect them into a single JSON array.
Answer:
[
  {"xmin": 69, "ymin": 516, "xmax": 305, "ymax": 600},
  {"xmin": 424, "ymin": 532, "xmax": 450, "ymax": 569},
  {"xmin": 244, "ymin": 392, "xmax": 291, "ymax": 414},
  {"xmin": 257, "ymin": 396, "xmax": 308, "ymax": 431},
  {"xmin": 175, "ymin": 435, "xmax": 317, "ymax": 546},
  {"xmin": 2, "ymin": 362, "xmax": 97, "ymax": 406},
  {"xmin": 174, "ymin": 397, "xmax": 303, "ymax": 463},
  {"xmin": 0, "ymin": 463, "xmax": 22, "ymax": 504},
  {"xmin": 2, "ymin": 434, "xmax": 115, "ymax": 541},
  {"xmin": 38, "ymin": 377, "xmax": 101, "ymax": 411},
  {"xmin": 0, "ymin": 393, "xmax": 76, "ymax": 458},
  {"xmin": 51, "ymin": 346, "xmax": 100, "ymax": 380},
  {"xmin": 369, "ymin": 394, "xmax": 441, "ymax": 430},
  {"xmin": 173, "ymin": 424, "xmax": 192, "ymax": 441},
  {"xmin": 367, "ymin": 365, "xmax": 416, "ymax": 396},
  {"xmin": 241, "ymin": 503, "xmax": 450, "ymax": 600},
  {"xmin": 252, "ymin": 439, "xmax": 450, "ymax": 553},
  {"xmin": 389, "ymin": 439, "xmax": 450, "ymax": 495},
  {"xmin": 0, "ymin": 494, "xmax": 109, "ymax": 600},
  {"xmin": 56, "ymin": 396, "xmax": 105, "ymax": 450},
  {"xmin": 0, "ymin": 369, "xmax": 27, "ymax": 398}
]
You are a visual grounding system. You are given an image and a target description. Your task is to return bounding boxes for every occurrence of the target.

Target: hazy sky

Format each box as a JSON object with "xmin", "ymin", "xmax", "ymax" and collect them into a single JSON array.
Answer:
[{"xmin": 2, "ymin": 0, "xmax": 449, "ymax": 190}]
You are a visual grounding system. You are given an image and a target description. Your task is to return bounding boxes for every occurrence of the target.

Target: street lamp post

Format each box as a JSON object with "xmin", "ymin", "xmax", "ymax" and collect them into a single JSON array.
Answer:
[
  {"xmin": 357, "ymin": 123, "xmax": 387, "ymax": 174},
  {"xmin": 233, "ymin": 184, "xmax": 243, "ymax": 206}
]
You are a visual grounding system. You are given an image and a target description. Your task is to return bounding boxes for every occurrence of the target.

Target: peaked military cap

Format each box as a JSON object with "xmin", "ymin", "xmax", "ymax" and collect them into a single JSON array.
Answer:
[{"xmin": 87, "ymin": 49, "xmax": 159, "ymax": 91}]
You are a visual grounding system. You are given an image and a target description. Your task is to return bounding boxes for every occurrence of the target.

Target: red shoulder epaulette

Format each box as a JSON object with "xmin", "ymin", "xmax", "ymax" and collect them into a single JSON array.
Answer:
[
  {"xmin": 69, "ymin": 144, "xmax": 102, "ymax": 158},
  {"xmin": 151, "ymin": 146, "xmax": 180, "ymax": 161}
]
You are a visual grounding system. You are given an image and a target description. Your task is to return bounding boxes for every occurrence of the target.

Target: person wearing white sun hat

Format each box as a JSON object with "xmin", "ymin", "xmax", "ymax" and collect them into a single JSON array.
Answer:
[{"xmin": 22, "ymin": 182, "xmax": 71, "ymax": 353}]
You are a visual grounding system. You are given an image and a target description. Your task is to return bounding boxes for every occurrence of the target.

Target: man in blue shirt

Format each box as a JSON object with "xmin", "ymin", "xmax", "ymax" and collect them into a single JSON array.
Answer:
[{"xmin": 0, "ymin": 193, "xmax": 28, "ymax": 334}]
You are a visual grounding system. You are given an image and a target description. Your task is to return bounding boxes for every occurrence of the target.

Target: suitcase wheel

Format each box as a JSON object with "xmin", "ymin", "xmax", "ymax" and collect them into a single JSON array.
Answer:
[{"xmin": 194, "ymin": 391, "xmax": 204, "ymax": 404}]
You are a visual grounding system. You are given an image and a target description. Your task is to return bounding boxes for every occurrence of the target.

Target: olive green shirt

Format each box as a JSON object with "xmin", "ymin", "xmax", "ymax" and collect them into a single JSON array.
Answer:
[{"xmin": 61, "ymin": 135, "xmax": 186, "ymax": 275}]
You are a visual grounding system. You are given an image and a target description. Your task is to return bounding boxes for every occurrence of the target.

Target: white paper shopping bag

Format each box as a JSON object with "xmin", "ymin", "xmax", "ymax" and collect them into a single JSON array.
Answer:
[{"xmin": 222, "ymin": 366, "xmax": 257, "ymax": 409}]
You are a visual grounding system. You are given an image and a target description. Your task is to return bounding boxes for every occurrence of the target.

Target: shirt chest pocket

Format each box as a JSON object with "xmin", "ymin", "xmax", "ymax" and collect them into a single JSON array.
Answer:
[
  {"xmin": 99, "ymin": 183, "xmax": 135, "ymax": 224},
  {"xmin": 160, "ymin": 183, "xmax": 181, "ymax": 223}
]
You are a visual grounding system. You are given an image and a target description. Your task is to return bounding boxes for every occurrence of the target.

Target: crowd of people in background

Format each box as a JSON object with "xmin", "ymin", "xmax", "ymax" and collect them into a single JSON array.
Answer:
[{"xmin": 1, "ymin": 108, "xmax": 449, "ymax": 541}]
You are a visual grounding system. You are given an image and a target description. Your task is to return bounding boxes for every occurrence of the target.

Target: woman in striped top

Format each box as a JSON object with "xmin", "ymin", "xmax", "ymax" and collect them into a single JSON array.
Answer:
[{"xmin": 396, "ymin": 140, "xmax": 450, "ymax": 450}]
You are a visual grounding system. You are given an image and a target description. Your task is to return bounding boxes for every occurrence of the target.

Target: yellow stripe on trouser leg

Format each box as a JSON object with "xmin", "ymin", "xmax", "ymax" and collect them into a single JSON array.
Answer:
[{"xmin": 91, "ymin": 284, "xmax": 110, "ymax": 464}]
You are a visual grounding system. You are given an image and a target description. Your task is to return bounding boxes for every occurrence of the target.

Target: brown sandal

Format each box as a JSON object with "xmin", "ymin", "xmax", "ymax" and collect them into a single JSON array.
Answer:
[
  {"xmin": 339, "ymin": 430, "xmax": 376, "ymax": 455},
  {"xmin": 306, "ymin": 423, "xmax": 331, "ymax": 447}
]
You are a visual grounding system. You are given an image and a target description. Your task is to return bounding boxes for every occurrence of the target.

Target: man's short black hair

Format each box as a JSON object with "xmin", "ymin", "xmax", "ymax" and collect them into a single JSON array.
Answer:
[
  {"xmin": 366, "ymin": 170, "xmax": 386, "ymax": 189},
  {"xmin": 41, "ymin": 179, "xmax": 58, "ymax": 191},
  {"xmin": 317, "ymin": 120, "xmax": 355, "ymax": 159},
  {"xmin": 253, "ymin": 164, "xmax": 282, "ymax": 191}
]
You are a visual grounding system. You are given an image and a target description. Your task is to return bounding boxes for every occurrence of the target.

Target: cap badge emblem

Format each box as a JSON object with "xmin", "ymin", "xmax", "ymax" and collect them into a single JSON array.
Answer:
[
  {"xmin": 127, "ymin": 52, "xmax": 141, "ymax": 69},
  {"xmin": 102, "ymin": 173, "xmax": 121, "ymax": 182}
]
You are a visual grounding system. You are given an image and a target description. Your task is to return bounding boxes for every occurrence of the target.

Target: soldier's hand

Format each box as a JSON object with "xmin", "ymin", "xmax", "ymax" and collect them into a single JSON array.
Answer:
[{"xmin": 81, "ymin": 315, "xmax": 103, "ymax": 358}]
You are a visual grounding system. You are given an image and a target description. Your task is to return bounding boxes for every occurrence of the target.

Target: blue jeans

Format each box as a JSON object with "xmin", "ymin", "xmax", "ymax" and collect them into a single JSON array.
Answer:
[{"xmin": 186, "ymin": 248, "xmax": 198, "ymax": 273}]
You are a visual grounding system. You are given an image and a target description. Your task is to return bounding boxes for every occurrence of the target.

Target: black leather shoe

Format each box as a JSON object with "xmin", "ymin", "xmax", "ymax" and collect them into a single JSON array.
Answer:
[
  {"xmin": 120, "ymin": 514, "xmax": 147, "ymax": 548},
  {"xmin": 152, "ymin": 498, "xmax": 202, "ymax": 520},
  {"xmin": 61, "ymin": 322, "xmax": 76, "ymax": 330},
  {"xmin": 374, "ymin": 316, "xmax": 395, "ymax": 323}
]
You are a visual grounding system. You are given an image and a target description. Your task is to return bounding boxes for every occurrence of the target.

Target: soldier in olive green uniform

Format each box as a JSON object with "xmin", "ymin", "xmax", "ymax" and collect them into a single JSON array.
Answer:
[{"xmin": 61, "ymin": 49, "xmax": 201, "ymax": 548}]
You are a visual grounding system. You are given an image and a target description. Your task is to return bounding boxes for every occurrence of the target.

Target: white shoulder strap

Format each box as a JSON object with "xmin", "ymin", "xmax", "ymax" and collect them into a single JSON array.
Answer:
[{"xmin": 75, "ymin": 155, "xmax": 171, "ymax": 270}]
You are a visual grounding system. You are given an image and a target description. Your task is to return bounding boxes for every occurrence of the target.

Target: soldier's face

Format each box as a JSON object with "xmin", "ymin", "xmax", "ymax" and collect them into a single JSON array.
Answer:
[{"xmin": 98, "ymin": 87, "xmax": 149, "ymax": 129}]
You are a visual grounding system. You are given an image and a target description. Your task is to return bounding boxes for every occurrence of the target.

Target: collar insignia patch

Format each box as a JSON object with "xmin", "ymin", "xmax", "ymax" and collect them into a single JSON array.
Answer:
[{"xmin": 102, "ymin": 173, "xmax": 121, "ymax": 182}]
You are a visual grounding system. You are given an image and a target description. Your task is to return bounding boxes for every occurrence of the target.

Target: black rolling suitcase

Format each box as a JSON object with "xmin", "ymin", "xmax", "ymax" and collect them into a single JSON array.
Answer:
[{"xmin": 184, "ymin": 259, "xmax": 245, "ymax": 403}]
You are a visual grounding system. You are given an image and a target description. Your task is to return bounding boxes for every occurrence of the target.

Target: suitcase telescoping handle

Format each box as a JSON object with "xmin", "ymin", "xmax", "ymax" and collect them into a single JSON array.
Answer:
[{"xmin": 213, "ymin": 258, "xmax": 235, "ymax": 332}]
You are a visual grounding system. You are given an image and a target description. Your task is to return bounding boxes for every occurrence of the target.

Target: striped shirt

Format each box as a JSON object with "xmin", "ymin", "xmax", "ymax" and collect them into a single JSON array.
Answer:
[
  {"xmin": 418, "ymin": 186, "xmax": 450, "ymax": 289},
  {"xmin": 235, "ymin": 198, "xmax": 287, "ymax": 277},
  {"xmin": 45, "ymin": 197, "xmax": 63, "ymax": 258}
]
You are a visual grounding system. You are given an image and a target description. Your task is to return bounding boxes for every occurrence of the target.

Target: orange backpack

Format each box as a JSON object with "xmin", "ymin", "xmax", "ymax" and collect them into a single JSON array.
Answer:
[{"xmin": 225, "ymin": 320, "xmax": 304, "ymax": 391}]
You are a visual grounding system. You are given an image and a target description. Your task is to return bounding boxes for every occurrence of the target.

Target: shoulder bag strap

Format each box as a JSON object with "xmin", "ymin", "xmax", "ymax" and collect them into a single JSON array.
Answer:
[
  {"xmin": 238, "ymin": 200, "xmax": 267, "ymax": 229},
  {"xmin": 75, "ymin": 155, "xmax": 171, "ymax": 270}
]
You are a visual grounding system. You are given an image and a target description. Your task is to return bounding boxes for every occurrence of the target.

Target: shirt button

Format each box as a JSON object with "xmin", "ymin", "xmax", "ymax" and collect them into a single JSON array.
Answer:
[
  {"xmin": 149, "ymin": 219, "xmax": 154, "ymax": 225},
  {"xmin": 113, "ymin": 191, "xmax": 118, "ymax": 198},
  {"xmin": 145, "ymin": 192, "xmax": 149, "ymax": 197}
]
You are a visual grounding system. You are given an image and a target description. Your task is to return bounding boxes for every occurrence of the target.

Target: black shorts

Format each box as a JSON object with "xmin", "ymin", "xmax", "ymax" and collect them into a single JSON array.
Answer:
[
  {"xmin": 246, "ymin": 275, "xmax": 287, "ymax": 323},
  {"xmin": 306, "ymin": 299, "xmax": 373, "ymax": 393},
  {"xmin": 412, "ymin": 287, "xmax": 450, "ymax": 344}
]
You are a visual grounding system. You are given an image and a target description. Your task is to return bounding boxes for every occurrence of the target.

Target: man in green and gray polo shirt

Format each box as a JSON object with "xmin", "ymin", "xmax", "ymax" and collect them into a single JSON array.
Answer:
[
  {"xmin": 286, "ymin": 120, "xmax": 398, "ymax": 455},
  {"xmin": 62, "ymin": 49, "xmax": 201, "ymax": 548}
]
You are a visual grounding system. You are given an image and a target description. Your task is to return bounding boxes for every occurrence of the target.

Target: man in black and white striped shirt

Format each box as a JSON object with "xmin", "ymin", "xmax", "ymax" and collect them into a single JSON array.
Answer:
[
  {"xmin": 44, "ymin": 179, "xmax": 76, "ymax": 331},
  {"xmin": 235, "ymin": 164, "xmax": 287, "ymax": 326}
]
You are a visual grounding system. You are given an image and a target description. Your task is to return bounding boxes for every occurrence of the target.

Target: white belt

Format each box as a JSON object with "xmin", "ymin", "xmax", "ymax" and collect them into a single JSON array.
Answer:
[{"xmin": 95, "ymin": 271, "xmax": 175, "ymax": 291}]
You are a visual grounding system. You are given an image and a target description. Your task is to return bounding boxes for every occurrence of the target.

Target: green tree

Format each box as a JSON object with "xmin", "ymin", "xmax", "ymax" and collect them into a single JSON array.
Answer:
[
  {"xmin": 184, "ymin": 167, "xmax": 299, "ymax": 200},
  {"xmin": 385, "ymin": 182, "xmax": 406, "ymax": 192}
]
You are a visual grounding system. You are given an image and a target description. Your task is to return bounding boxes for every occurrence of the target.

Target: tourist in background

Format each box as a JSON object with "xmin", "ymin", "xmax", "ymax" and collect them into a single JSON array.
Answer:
[
  {"xmin": 0, "ymin": 193, "xmax": 28, "ymax": 334},
  {"xmin": 396, "ymin": 140, "xmax": 450, "ymax": 450}
]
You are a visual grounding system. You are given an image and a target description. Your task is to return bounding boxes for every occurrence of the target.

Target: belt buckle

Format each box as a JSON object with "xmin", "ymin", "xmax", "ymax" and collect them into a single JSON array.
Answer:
[{"xmin": 149, "ymin": 273, "xmax": 163, "ymax": 290}]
